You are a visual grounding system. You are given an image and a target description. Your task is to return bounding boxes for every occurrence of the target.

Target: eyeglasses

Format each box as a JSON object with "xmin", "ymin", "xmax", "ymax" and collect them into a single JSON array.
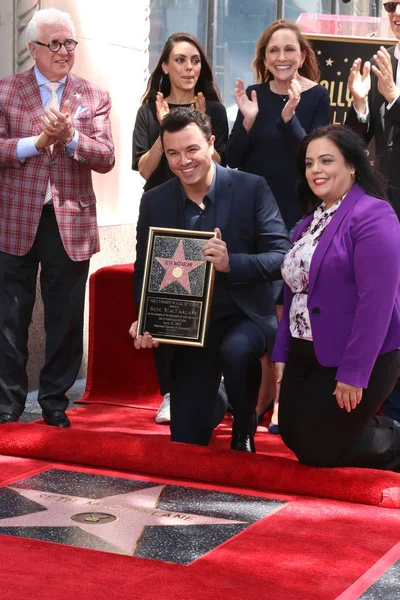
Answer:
[
  {"xmin": 34, "ymin": 39, "xmax": 78, "ymax": 52},
  {"xmin": 383, "ymin": 2, "xmax": 400, "ymax": 13}
]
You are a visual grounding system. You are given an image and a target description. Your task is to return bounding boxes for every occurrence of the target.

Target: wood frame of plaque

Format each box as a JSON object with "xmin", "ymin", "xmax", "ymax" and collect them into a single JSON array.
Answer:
[{"xmin": 137, "ymin": 227, "xmax": 217, "ymax": 347}]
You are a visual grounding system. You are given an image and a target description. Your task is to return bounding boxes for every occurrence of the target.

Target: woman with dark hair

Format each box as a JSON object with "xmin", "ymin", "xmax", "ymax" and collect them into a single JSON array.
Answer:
[
  {"xmin": 272, "ymin": 124, "xmax": 400, "ymax": 471},
  {"xmin": 132, "ymin": 32, "xmax": 228, "ymax": 191},
  {"xmin": 132, "ymin": 33, "xmax": 228, "ymax": 424},
  {"xmin": 226, "ymin": 19, "xmax": 330, "ymax": 231}
]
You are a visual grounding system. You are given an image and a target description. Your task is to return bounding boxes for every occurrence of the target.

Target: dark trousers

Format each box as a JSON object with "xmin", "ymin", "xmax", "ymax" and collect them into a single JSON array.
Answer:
[
  {"xmin": 169, "ymin": 314, "xmax": 267, "ymax": 445},
  {"xmin": 383, "ymin": 378, "xmax": 400, "ymax": 422},
  {"xmin": 153, "ymin": 345, "xmax": 174, "ymax": 397},
  {"xmin": 279, "ymin": 337, "xmax": 400, "ymax": 471},
  {"xmin": 0, "ymin": 207, "xmax": 90, "ymax": 417}
]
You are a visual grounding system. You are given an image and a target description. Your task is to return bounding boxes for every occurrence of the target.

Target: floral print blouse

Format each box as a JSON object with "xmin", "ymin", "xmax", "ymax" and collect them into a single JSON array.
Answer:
[{"xmin": 281, "ymin": 197, "xmax": 344, "ymax": 341}]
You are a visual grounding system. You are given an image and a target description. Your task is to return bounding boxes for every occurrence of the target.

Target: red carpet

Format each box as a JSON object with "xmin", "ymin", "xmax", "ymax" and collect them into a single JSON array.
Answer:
[
  {"xmin": 1, "ymin": 264, "xmax": 400, "ymax": 599},
  {"xmin": 1, "ymin": 409, "xmax": 400, "ymax": 509},
  {"xmin": 74, "ymin": 264, "xmax": 400, "ymax": 508},
  {"xmin": 1, "ymin": 461, "xmax": 400, "ymax": 600},
  {"xmin": 81, "ymin": 264, "xmax": 160, "ymax": 408}
]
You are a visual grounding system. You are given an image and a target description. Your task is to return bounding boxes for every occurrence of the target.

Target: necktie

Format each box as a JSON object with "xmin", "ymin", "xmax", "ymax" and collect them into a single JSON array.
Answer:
[{"xmin": 44, "ymin": 82, "xmax": 61, "ymax": 204}]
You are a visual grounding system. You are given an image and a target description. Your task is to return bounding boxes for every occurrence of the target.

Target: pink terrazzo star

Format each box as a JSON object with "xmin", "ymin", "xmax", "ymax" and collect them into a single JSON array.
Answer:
[
  {"xmin": 2, "ymin": 486, "xmax": 245, "ymax": 555},
  {"xmin": 155, "ymin": 240, "xmax": 204, "ymax": 293}
]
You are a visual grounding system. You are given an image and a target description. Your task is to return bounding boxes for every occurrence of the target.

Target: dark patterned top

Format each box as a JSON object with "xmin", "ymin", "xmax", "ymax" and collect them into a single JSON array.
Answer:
[{"xmin": 281, "ymin": 197, "xmax": 344, "ymax": 340}]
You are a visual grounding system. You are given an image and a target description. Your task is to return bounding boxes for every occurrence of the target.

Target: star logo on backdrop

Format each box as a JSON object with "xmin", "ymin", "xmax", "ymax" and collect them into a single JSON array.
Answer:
[
  {"xmin": 155, "ymin": 240, "xmax": 204, "ymax": 293},
  {"xmin": 326, "ymin": 58, "xmax": 334, "ymax": 67},
  {"xmin": 0, "ymin": 486, "xmax": 245, "ymax": 556},
  {"xmin": 344, "ymin": 58, "xmax": 349, "ymax": 63},
  {"xmin": 317, "ymin": 49, "xmax": 322, "ymax": 55},
  {"xmin": 337, "ymin": 71, "xmax": 342, "ymax": 76}
]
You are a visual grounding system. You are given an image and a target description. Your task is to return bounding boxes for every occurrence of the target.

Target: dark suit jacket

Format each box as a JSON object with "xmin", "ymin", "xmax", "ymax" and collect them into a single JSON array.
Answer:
[
  {"xmin": 134, "ymin": 163, "xmax": 290, "ymax": 353},
  {"xmin": 346, "ymin": 46, "xmax": 400, "ymax": 214}
]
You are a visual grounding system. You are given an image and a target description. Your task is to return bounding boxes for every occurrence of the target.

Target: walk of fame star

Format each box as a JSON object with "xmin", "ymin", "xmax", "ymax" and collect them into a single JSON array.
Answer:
[
  {"xmin": 0, "ymin": 470, "xmax": 287, "ymax": 564},
  {"xmin": 0, "ymin": 485, "xmax": 247, "ymax": 560},
  {"xmin": 155, "ymin": 240, "xmax": 204, "ymax": 293}
]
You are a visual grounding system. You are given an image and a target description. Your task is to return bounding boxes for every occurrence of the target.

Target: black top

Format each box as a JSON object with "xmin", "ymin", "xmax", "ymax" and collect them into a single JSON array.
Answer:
[
  {"xmin": 345, "ymin": 46, "xmax": 400, "ymax": 215},
  {"xmin": 132, "ymin": 100, "xmax": 229, "ymax": 191},
  {"xmin": 181, "ymin": 167, "xmax": 240, "ymax": 321},
  {"xmin": 225, "ymin": 83, "xmax": 330, "ymax": 230}
]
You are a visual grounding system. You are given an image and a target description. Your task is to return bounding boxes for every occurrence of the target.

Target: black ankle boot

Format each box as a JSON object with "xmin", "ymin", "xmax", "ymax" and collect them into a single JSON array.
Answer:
[
  {"xmin": 230, "ymin": 433, "xmax": 256, "ymax": 452},
  {"xmin": 231, "ymin": 412, "xmax": 257, "ymax": 452}
]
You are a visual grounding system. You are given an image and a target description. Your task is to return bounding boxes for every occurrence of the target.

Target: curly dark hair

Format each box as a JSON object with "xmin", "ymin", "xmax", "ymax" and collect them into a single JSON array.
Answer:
[
  {"xmin": 297, "ymin": 125, "xmax": 387, "ymax": 215},
  {"xmin": 142, "ymin": 32, "xmax": 222, "ymax": 103}
]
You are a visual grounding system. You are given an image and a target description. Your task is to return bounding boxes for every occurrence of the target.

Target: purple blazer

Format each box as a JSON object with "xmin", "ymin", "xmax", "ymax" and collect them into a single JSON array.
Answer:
[{"xmin": 272, "ymin": 183, "xmax": 400, "ymax": 388}]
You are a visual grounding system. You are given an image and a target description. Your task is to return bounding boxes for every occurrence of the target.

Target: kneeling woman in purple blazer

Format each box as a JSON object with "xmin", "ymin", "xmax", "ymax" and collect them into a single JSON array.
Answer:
[{"xmin": 272, "ymin": 125, "xmax": 400, "ymax": 471}]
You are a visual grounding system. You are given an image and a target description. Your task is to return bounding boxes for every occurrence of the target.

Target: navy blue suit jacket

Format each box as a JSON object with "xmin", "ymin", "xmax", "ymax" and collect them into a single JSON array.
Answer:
[{"xmin": 134, "ymin": 164, "xmax": 290, "ymax": 353}]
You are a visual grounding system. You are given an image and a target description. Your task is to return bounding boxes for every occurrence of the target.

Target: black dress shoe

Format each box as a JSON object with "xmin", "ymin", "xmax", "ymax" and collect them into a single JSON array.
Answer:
[
  {"xmin": 43, "ymin": 411, "xmax": 71, "ymax": 428},
  {"xmin": 0, "ymin": 414, "xmax": 18, "ymax": 425},
  {"xmin": 231, "ymin": 433, "xmax": 256, "ymax": 453}
]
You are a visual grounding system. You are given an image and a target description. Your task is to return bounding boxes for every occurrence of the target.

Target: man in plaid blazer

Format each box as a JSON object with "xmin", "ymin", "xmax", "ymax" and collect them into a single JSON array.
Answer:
[{"xmin": 0, "ymin": 9, "xmax": 115, "ymax": 427}]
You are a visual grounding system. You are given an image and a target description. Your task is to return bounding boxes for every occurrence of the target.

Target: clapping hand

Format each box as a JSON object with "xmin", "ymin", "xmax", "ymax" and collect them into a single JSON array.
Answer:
[
  {"xmin": 281, "ymin": 79, "xmax": 302, "ymax": 123},
  {"xmin": 36, "ymin": 99, "xmax": 73, "ymax": 149},
  {"xmin": 234, "ymin": 78, "xmax": 259, "ymax": 132},
  {"xmin": 41, "ymin": 99, "xmax": 74, "ymax": 144},
  {"xmin": 155, "ymin": 91, "xmax": 169, "ymax": 124},
  {"xmin": 193, "ymin": 91, "xmax": 206, "ymax": 113},
  {"xmin": 348, "ymin": 58, "xmax": 371, "ymax": 114},
  {"xmin": 372, "ymin": 46, "xmax": 398, "ymax": 105}
]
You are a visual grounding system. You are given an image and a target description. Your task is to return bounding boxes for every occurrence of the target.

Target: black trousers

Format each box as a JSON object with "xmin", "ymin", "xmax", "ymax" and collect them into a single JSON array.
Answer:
[
  {"xmin": 153, "ymin": 345, "xmax": 174, "ymax": 397},
  {"xmin": 169, "ymin": 313, "xmax": 267, "ymax": 445},
  {"xmin": 279, "ymin": 337, "xmax": 400, "ymax": 471},
  {"xmin": 0, "ymin": 207, "xmax": 90, "ymax": 417}
]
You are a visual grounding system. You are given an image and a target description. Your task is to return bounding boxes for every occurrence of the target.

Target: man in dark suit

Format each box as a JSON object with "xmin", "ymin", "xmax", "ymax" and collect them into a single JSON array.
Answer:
[
  {"xmin": 346, "ymin": 1, "xmax": 400, "ymax": 215},
  {"xmin": 129, "ymin": 107, "xmax": 290, "ymax": 452},
  {"xmin": 0, "ymin": 9, "xmax": 115, "ymax": 427},
  {"xmin": 346, "ymin": 1, "xmax": 400, "ymax": 422}
]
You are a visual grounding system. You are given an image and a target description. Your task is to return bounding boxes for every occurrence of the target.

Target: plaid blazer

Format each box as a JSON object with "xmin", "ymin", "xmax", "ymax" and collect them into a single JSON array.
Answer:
[{"xmin": 0, "ymin": 68, "xmax": 115, "ymax": 260}]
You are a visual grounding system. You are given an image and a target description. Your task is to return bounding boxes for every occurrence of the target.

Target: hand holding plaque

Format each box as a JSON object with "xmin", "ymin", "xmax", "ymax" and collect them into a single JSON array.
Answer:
[{"xmin": 136, "ymin": 227, "xmax": 217, "ymax": 346}]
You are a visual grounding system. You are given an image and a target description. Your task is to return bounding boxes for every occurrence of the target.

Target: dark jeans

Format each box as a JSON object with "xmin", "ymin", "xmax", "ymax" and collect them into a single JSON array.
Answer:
[
  {"xmin": 279, "ymin": 337, "xmax": 400, "ymax": 471},
  {"xmin": 0, "ymin": 207, "xmax": 89, "ymax": 417},
  {"xmin": 170, "ymin": 314, "xmax": 267, "ymax": 445}
]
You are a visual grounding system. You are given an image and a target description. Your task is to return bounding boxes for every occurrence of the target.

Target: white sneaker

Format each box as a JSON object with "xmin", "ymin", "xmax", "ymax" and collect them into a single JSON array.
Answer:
[{"xmin": 155, "ymin": 393, "xmax": 171, "ymax": 424}]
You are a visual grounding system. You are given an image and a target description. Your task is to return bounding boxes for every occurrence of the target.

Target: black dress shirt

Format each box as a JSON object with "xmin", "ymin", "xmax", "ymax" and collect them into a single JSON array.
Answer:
[{"xmin": 181, "ymin": 168, "xmax": 240, "ymax": 323}]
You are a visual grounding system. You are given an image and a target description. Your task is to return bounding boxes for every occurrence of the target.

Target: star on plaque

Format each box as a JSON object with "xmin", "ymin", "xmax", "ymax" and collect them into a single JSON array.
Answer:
[
  {"xmin": 155, "ymin": 239, "xmax": 204, "ymax": 293},
  {"xmin": 344, "ymin": 58, "xmax": 349, "ymax": 63},
  {"xmin": 317, "ymin": 50, "xmax": 322, "ymax": 56},
  {"xmin": 337, "ymin": 71, "xmax": 342, "ymax": 76},
  {"xmin": 326, "ymin": 58, "xmax": 334, "ymax": 67}
]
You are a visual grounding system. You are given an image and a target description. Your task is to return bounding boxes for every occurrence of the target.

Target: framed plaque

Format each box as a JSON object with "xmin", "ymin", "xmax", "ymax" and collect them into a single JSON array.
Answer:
[{"xmin": 137, "ymin": 227, "xmax": 217, "ymax": 347}]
